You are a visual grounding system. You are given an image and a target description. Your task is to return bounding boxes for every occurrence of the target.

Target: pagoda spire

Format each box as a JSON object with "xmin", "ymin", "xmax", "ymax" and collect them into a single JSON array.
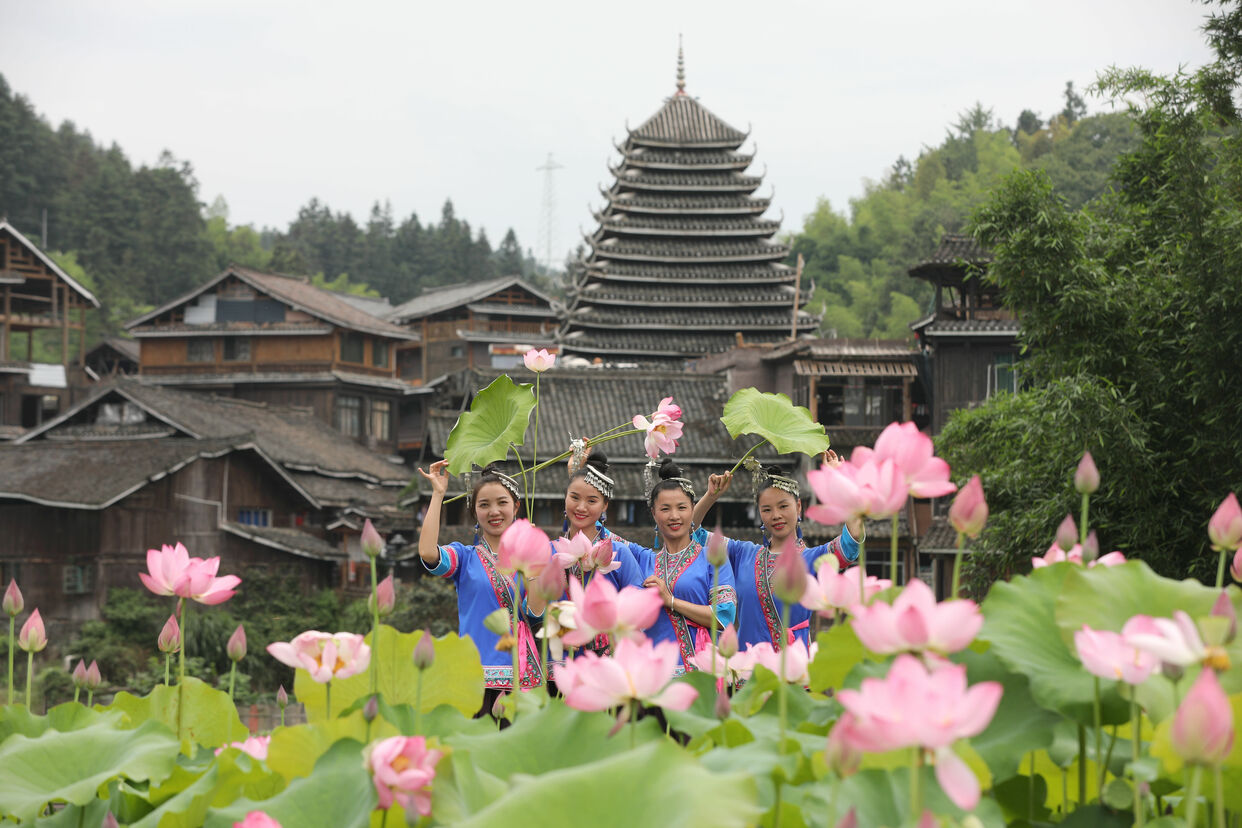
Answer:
[{"xmin": 675, "ymin": 35, "xmax": 686, "ymax": 95}]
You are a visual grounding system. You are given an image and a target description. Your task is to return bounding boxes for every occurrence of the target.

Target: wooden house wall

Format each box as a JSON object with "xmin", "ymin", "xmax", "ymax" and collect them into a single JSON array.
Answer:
[
  {"xmin": 930, "ymin": 341, "xmax": 1018, "ymax": 434},
  {"xmin": 232, "ymin": 386, "xmax": 336, "ymax": 427},
  {"xmin": 139, "ymin": 334, "xmax": 337, "ymax": 373}
]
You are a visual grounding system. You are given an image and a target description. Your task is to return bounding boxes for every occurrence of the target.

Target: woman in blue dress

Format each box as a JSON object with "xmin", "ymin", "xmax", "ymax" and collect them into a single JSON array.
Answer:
[
  {"xmin": 691, "ymin": 452, "xmax": 864, "ymax": 650},
  {"xmin": 631, "ymin": 459, "xmax": 737, "ymax": 670},
  {"xmin": 417, "ymin": 460, "xmax": 544, "ymax": 703},
  {"xmin": 561, "ymin": 448, "xmax": 646, "ymax": 595}
]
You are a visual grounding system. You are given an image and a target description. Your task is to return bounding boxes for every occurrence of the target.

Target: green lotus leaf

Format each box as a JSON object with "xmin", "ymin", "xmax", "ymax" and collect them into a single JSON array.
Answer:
[
  {"xmin": 720, "ymin": 387, "xmax": 830, "ymax": 457},
  {"xmin": 0, "ymin": 718, "xmax": 178, "ymax": 823},
  {"xmin": 808, "ymin": 624, "xmax": 864, "ymax": 694},
  {"xmin": 110, "ymin": 676, "xmax": 249, "ymax": 749},
  {"xmin": 955, "ymin": 648, "xmax": 1060, "ymax": 781},
  {"xmin": 0, "ymin": 702, "xmax": 120, "ymax": 746},
  {"xmin": 444, "ymin": 374, "xmax": 535, "ymax": 476},
  {"xmin": 833, "ymin": 766, "xmax": 1007, "ymax": 827}
]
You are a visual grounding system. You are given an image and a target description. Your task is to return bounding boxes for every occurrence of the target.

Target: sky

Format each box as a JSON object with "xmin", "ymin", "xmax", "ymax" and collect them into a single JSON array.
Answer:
[{"xmin": 3, "ymin": 0, "xmax": 1218, "ymax": 271}]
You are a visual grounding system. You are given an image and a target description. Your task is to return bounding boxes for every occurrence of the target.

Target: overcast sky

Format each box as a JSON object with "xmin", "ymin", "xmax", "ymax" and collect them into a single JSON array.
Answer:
[{"xmin": 4, "ymin": 0, "xmax": 1217, "ymax": 270}]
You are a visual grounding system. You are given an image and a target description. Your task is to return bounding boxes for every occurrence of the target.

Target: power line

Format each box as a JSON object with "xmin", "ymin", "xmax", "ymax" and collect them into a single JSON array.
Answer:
[{"xmin": 535, "ymin": 152, "xmax": 563, "ymax": 274}]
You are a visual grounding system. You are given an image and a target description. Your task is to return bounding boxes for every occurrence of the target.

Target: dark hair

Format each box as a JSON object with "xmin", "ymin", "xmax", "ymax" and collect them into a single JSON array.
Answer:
[
  {"xmin": 472, "ymin": 463, "xmax": 522, "ymax": 507},
  {"xmin": 648, "ymin": 458, "xmax": 692, "ymax": 507},
  {"xmin": 569, "ymin": 450, "xmax": 612, "ymax": 501},
  {"xmin": 755, "ymin": 463, "xmax": 801, "ymax": 503}
]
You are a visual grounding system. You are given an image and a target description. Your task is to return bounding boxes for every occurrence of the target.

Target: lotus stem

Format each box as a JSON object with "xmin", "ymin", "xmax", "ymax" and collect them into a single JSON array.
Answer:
[
  {"xmin": 510, "ymin": 580, "xmax": 522, "ymax": 724},
  {"xmin": 1133, "ymin": 695, "xmax": 1144, "ymax": 827},
  {"xmin": 369, "ymin": 556, "xmax": 380, "ymax": 695},
  {"xmin": 279, "ymin": 704, "xmax": 284, "ymax": 728},
  {"xmin": 532, "ymin": 374, "xmax": 540, "ymax": 521},
  {"xmin": 381, "ymin": 807, "xmax": 389, "ymax": 828},
  {"xmin": 325, "ymin": 681, "xmax": 331, "ymax": 720},
  {"xmin": 727, "ymin": 439, "xmax": 768, "ymax": 477},
  {"xmin": 1029, "ymin": 752, "xmax": 1036, "ymax": 823},
  {"xmin": 1078, "ymin": 724, "xmax": 1087, "ymax": 807},
  {"xmin": 414, "ymin": 670, "xmax": 424, "ymax": 736},
  {"xmin": 910, "ymin": 747, "xmax": 923, "ymax": 822},
  {"xmin": 1214, "ymin": 765, "xmax": 1225, "ymax": 828},
  {"xmin": 1094, "ymin": 676, "xmax": 1102, "ymax": 801},
  {"xmin": 74, "ymin": 685, "xmax": 80, "ymax": 705},
  {"xmin": 178, "ymin": 599, "xmax": 188, "ymax": 686},
  {"xmin": 951, "ymin": 530, "xmax": 965, "ymax": 599},
  {"xmin": 1080, "ymin": 492, "xmax": 1089, "ymax": 546},
  {"xmin": 86, "ymin": 689, "xmax": 93, "ymax": 707},
  {"xmin": 164, "ymin": 652, "xmax": 170, "ymax": 687},
  {"xmin": 1101, "ymin": 723, "xmax": 1118, "ymax": 789},
  {"xmin": 1216, "ymin": 549, "xmax": 1227, "ymax": 590},
  {"xmin": 779, "ymin": 600, "xmax": 791, "ymax": 748},
  {"xmin": 890, "ymin": 513, "xmax": 900, "ymax": 584},
  {"xmin": 228, "ymin": 662, "xmax": 237, "ymax": 701},
  {"xmin": 510, "ymin": 444, "xmax": 530, "ymax": 521},
  {"xmin": 25, "ymin": 649, "xmax": 32, "ymax": 708},
  {"xmin": 710, "ymin": 565, "xmax": 720, "ymax": 681},
  {"xmin": 1186, "ymin": 764, "xmax": 1204, "ymax": 827},
  {"xmin": 7, "ymin": 615, "xmax": 14, "ymax": 704},
  {"xmin": 629, "ymin": 698, "xmax": 637, "ymax": 751}
]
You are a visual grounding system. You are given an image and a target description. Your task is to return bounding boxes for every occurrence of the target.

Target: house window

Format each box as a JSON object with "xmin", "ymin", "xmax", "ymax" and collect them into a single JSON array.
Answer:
[
  {"xmin": 370, "ymin": 399, "xmax": 391, "ymax": 441},
  {"xmin": 989, "ymin": 353, "xmax": 1019, "ymax": 396},
  {"xmin": 187, "ymin": 339, "xmax": 214, "ymax": 362},
  {"xmin": 237, "ymin": 508, "xmax": 272, "ymax": 527},
  {"xmin": 373, "ymin": 340, "xmax": 390, "ymax": 368},
  {"xmin": 63, "ymin": 563, "xmax": 94, "ymax": 595},
  {"xmin": 449, "ymin": 345, "xmax": 465, "ymax": 359},
  {"xmin": 340, "ymin": 333, "xmax": 365, "ymax": 364},
  {"xmin": 335, "ymin": 395, "xmax": 362, "ymax": 437},
  {"xmin": 223, "ymin": 337, "xmax": 251, "ymax": 362}
]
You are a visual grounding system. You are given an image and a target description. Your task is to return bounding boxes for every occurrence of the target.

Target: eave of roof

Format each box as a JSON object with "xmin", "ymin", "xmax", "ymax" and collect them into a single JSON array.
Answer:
[{"xmin": 0, "ymin": 220, "xmax": 101, "ymax": 307}]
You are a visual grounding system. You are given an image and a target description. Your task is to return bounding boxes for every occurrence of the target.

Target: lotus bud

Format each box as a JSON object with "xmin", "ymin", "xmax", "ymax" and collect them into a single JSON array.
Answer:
[
  {"xmin": 714, "ymin": 689, "xmax": 731, "ymax": 720},
  {"xmin": 102, "ymin": 812, "xmax": 119, "ymax": 828},
  {"xmin": 227, "ymin": 624, "xmax": 247, "ymax": 663},
  {"xmin": 1055, "ymin": 514, "xmax": 1079, "ymax": 552},
  {"xmin": 1074, "ymin": 452, "xmax": 1100, "ymax": 495},
  {"xmin": 835, "ymin": 809, "xmax": 858, "ymax": 828},
  {"xmin": 1083, "ymin": 530, "xmax": 1099, "ymax": 564},
  {"xmin": 1171, "ymin": 666, "xmax": 1234, "ymax": 765},
  {"xmin": 17, "ymin": 609, "xmax": 47, "ymax": 652},
  {"xmin": 370, "ymin": 574, "xmax": 396, "ymax": 619},
  {"xmin": 2, "ymin": 579, "xmax": 22, "ymax": 617},
  {"xmin": 157, "ymin": 615, "xmax": 181, "ymax": 653},
  {"xmin": 948, "ymin": 475, "xmax": 988, "ymax": 538},
  {"xmin": 825, "ymin": 716, "xmax": 863, "ymax": 777},
  {"xmin": 1162, "ymin": 661, "xmax": 1185, "ymax": 682},
  {"xmin": 360, "ymin": 519, "xmax": 384, "ymax": 559},
  {"xmin": 706, "ymin": 527, "xmax": 728, "ymax": 568},
  {"xmin": 771, "ymin": 537, "xmax": 807, "ymax": 605},
  {"xmin": 1232, "ymin": 547, "xmax": 1242, "ymax": 583},
  {"xmin": 492, "ymin": 691, "xmax": 508, "ymax": 719},
  {"xmin": 718, "ymin": 624, "xmax": 739, "ymax": 659},
  {"xmin": 1211, "ymin": 592, "xmax": 1237, "ymax": 645},
  {"xmin": 483, "ymin": 608, "xmax": 511, "ymax": 636},
  {"xmin": 71, "ymin": 659, "xmax": 88, "ymax": 688},
  {"xmin": 1208, "ymin": 493, "xmax": 1242, "ymax": 552},
  {"xmin": 276, "ymin": 684, "xmax": 288, "ymax": 709},
  {"xmin": 363, "ymin": 694, "xmax": 379, "ymax": 723},
  {"xmin": 531, "ymin": 561, "xmax": 566, "ymax": 604},
  {"xmin": 412, "ymin": 629, "xmax": 435, "ymax": 671},
  {"xmin": 85, "ymin": 660, "xmax": 102, "ymax": 691}
]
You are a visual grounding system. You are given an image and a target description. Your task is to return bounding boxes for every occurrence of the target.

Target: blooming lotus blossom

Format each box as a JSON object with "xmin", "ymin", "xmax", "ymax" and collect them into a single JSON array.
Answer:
[
  {"xmin": 1124, "ymin": 611, "xmax": 1212, "ymax": 669},
  {"xmin": 1075, "ymin": 452, "xmax": 1100, "ymax": 495},
  {"xmin": 690, "ymin": 641, "xmax": 756, "ymax": 685},
  {"xmin": 551, "ymin": 531, "xmax": 618, "ymax": 575},
  {"xmin": 157, "ymin": 615, "xmax": 181, "ymax": 653},
  {"xmin": 227, "ymin": 625, "xmax": 247, "ymax": 662},
  {"xmin": 557, "ymin": 637, "xmax": 699, "ymax": 712},
  {"xmin": 801, "ymin": 556, "xmax": 891, "ymax": 614},
  {"xmin": 413, "ymin": 629, "xmax": 435, "ymax": 671},
  {"xmin": 537, "ymin": 601, "xmax": 578, "ymax": 662},
  {"xmin": 1210, "ymin": 493, "xmax": 1242, "ymax": 552},
  {"xmin": 632, "ymin": 398, "xmax": 684, "ymax": 460},
  {"xmin": 1171, "ymin": 666, "xmax": 1234, "ymax": 765},
  {"xmin": 367, "ymin": 735, "xmax": 443, "ymax": 815},
  {"xmin": 849, "ymin": 579, "xmax": 982, "ymax": 656},
  {"xmin": 266, "ymin": 631, "xmax": 371, "ymax": 683},
  {"xmin": 497, "ymin": 519, "xmax": 552, "ymax": 578},
  {"xmin": 1073, "ymin": 620, "xmax": 1159, "ymax": 684},
  {"xmin": 748, "ymin": 640, "xmax": 816, "ymax": 684},
  {"xmin": 371, "ymin": 574, "xmax": 396, "ymax": 619},
  {"xmin": 836, "ymin": 655, "xmax": 1002, "ymax": 810},
  {"xmin": 2, "ymin": 579, "xmax": 21, "ymax": 616},
  {"xmin": 561, "ymin": 574, "xmax": 662, "ymax": 648},
  {"xmin": 17, "ymin": 609, "xmax": 46, "ymax": 652},
  {"xmin": 523, "ymin": 347, "xmax": 556, "ymax": 373},
  {"xmin": 233, "ymin": 813, "xmax": 281, "ymax": 828},
  {"xmin": 139, "ymin": 543, "xmax": 240, "ymax": 605},
  {"xmin": 216, "ymin": 735, "xmax": 271, "ymax": 761},
  {"xmin": 948, "ymin": 475, "xmax": 988, "ymax": 538},
  {"xmin": 807, "ymin": 454, "xmax": 908, "ymax": 526},
  {"xmin": 861, "ymin": 421, "xmax": 957, "ymax": 498},
  {"xmin": 1032, "ymin": 542, "xmax": 1126, "ymax": 570}
]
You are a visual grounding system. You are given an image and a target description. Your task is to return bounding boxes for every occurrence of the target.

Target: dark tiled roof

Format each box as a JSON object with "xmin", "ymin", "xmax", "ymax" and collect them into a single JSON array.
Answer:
[
  {"xmin": 583, "ymin": 263, "xmax": 793, "ymax": 283},
  {"xmin": 572, "ymin": 282, "xmax": 799, "ymax": 307},
  {"xmin": 595, "ymin": 215, "xmax": 780, "ymax": 237},
  {"xmin": 138, "ymin": 370, "xmax": 415, "ymax": 393},
  {"xmin": 607, "ymin": 194, "xmax": 769, "ymax": 215},
  {"xmin": 919, "ymin": 234, "xmax": 992, "ymax": 266},
  {"xmin": 287, "ymin": 472, "xmax": 403, "ymax": 510},
  {"xmin": 388, "ymin": 276, "xmax": 556, "ymax": 323},
  {"xmin": 922, "ymin": 318, "xmax": 1021, "ymax": 336},
  {"xmin": 592, "ymin": 239, "xmax": 788, "ymax": 263},
  {"xmin": 624, "ymin": 148, "xmax": 752, "ymax": 169},
  {"xmin": 628, "ymin": 95, "xmax": 748, "ymax": 147},
  {"xmin": 612, "ymin": 170, "xmax": 762, "ymax": 193},
  {"xmin": 567, "ymin": 306, "xmax": 818, "ymax": 332},
  {"xmin": 561, "ymin": 330, "xmax": 791, "ymax": 358},
  {"xmin": 130, "ymin": 322, "xmax": 334, "ymax": 336},
  {"xmin": 761, "ymin": 338, "xmax": 918, "ymax": 361},
  {"xmin": 221, "ymin": 522, "xmax": 343, "ymax": 561},
  {"xmin": 918, "ymin": 517, "xmax": 961, "ymax": 553},
  {"xmin": 90, "ymin": 337, "xmax": 140, "ymax": 362}
]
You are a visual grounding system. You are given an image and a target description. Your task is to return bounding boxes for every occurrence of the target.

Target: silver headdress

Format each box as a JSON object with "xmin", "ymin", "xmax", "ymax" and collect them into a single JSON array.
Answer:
[
  {"xmin": 582, "ymin": 464, "xmax": 615, "ymax": 499},
  {"xmin": 469, "ymin": 467, "xmax": 522, "ymax": 504},
  {"xmin": 644, "ymin": 460, "xmax": 696, "ymax": 501},
  {"xmin": 749, "ymin": 458, "xmax": 799, "ymax": 498}
]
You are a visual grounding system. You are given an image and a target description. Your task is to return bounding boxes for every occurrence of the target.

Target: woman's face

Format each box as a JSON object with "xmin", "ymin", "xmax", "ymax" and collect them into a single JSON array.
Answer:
[
  {"xmin": 758, "ymin": 487, "xmax": 801, "ymax": 543},
  {"xmin": 564, "ymin": 477, "xmax": 607, "ymax": 535},
  {"xmin": 651, "ymin": 488, "xmax": 693, "ymax": 546},
  {"xmin": 474, "ymin": 482, "xmax": 517, "ymax": 542}
]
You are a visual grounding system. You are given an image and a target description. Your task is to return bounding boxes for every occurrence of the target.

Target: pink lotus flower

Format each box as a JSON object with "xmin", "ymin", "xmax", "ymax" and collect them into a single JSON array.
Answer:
[
  {"xmin": 1073, "ymin": 620, "xmax": 1159, "ymax": 684},
  {"xmin": 836, "ymin": 655, "xmax": 1002, "ymax": 810},
  {"xmin": 561, "ymin": 574, "xmax": 663, "ymax": 648},
  {"xmin": 2, "ymin": 579, "xmax": 21, "ymax": 616},
  {"xmin": 1075, "ymin": 452, "xmax": 1100, "ymax": 495},
  {"xmin": 17, "ymin": 609, "xmax": 46, "ymax": 652},
  {"xmin": 1209, "ymin": 493, "xmax": 1242, "ymax": 552},
  {"xmin": 139, "ymin": 542, "xmax": 240, "ymax": 605},
  {"xmin": 84, "ymin": 661, "xmax": 102, "ymax": 691},
  {"xmin": 360, "ymin": 519, "xmax": 383, "ymax": 559},
  {"xmin": 705, "ymin": 528, "xmax": 728, "ymax": 568},
  {"xmin": 530, "ymin": 558, "xmax": 568, "ymax": 604},
  {"xmin": 413, "ymin": 629, "xmax": 435, "ymax": 671},
  {"xmin": 1124, "ymin": 611, "xmax": 1208, "ymax": 668},
  {"xmin": 863, "ymin": 421, "xmax": 957, "ymax": 498},
  {"xmin": 497, "ymin": 519, "xmax": 552, "ymax": 578},
  {"xmin": 233, "ymin": 813, "xmax": 281, "ymax": 828},
  {"xmin": 1171, "ymin": 666, "xmax": 1234, "ymax": 765},
  {"xmin": 824, "ymin": 716, "xmax": 863, "ymax": 776},
  {"xmin": 806, "ymin": 454, "xmax": 908, "ymax": 525},
  {"xmin": 367, "ymin": 734, "xmax": 443, "ymax": 815},
  {"xmin": 557, "ymin": 637, "xmax": 699, "ymax": 712},
  {"xmin": 157, "ymin": 615, "xmax": 181, "ymax": 653},
  {"xmin": 1032, "ymin": 542, "xmax": 1126, "ymax": 569},
  {"xmin": 801, "ymin": 556, "xmax": 891, "ymax": 614},
  {"xmin": 948, "ymin": 475, "xmax": 987, "ymax": 538},
  {"xmin": 216, "ymin": 735, "xmax": 271, "ymax": 761},
  {"xmin": 266, "ymin": 631, "xmax": 371, "ymax": 683},
  {"xmin": 632, "ymin": 398, "xmax": 684, "ymax": 460},
  {"xmin": 371, "ymin": 574, "xmax": 396, "ymax": 619},
  {"xmin": 749, "ymin": 640, "xmax": 815, "ymax": 684},
  {"xmin": 276, "ymin": 685, "xmax": 288, "ymax": 708},
  {"xmin": 523, "ymin": 347, "xmax": 556, "ymax": 373},
  {"xmin": 552, "ymin": 531, "xmax": 619, "ymax": 575},
  {"xmin": 227, "ymin": 624, "xmax": 247, "ymax": 662},
  {"xmin": 771, "ymin": 536, "xmax": 809, "ymax": 604},
  {"xmin": 689, "ymin": 641, "xmax": 755, "ymax": 685},
  {"xmin": 72, "ymin": 660, "xmax": 88, "ymax": 688},
  {"xmin": 718, "ymin": 624, "xmax": 739, "ymax": 658},
  {"xmin": 1232, "ymin": 548, "xmax": 1242, "ymax": 583},
  {"xmin": 849, "ymin": 579, "xmax": 981, "ymax": 656}
]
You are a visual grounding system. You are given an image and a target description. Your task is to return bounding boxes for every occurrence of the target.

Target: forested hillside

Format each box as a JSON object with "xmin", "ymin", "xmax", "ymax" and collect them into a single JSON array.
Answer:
[
  {"xmin": 0, "ymin": 72, "xmax": 538, "ymax": 339},
  {"xmin": 790, "ymin": 84, "xmax": 1139, "ymax": 338}
]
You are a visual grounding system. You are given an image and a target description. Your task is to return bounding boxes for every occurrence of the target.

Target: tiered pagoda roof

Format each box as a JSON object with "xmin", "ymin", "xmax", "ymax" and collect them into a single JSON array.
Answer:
[{"xmin": 560, "ymin": 49, "xmax": 817, "ymax": 365}]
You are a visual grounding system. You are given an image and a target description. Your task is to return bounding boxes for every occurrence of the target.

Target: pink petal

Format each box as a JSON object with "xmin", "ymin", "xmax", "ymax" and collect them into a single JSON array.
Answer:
[{"xmin": 935, "ymin": 747, "xmax": 981, "ymax": 810}]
